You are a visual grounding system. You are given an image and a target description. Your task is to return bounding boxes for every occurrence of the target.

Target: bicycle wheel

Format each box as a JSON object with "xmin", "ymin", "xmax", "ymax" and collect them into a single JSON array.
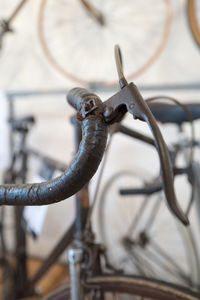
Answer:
[
  {"xmin": 97, "ymin": 171, "xmax": 200, "ymax": 291},
  {"xmin": 187, "ymin": 0, "xmax": 200, "ymax": 48},
  {"xmin": 38, "ymin": 0, "xmax": 171, "ymax": 86},
  {"xmin": 191, "ymin": 161, "xmax": 200, "ymax": 242},
  {"xmin": 42, "ymin": 275, "xmax": 200, "ymax": 299}
]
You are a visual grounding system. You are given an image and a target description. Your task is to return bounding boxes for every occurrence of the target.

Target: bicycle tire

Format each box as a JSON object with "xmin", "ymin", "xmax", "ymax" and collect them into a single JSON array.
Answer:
[
  {"xmin": 187, "ymin": 0, "xmax": 200, "ymax": 48},
  {"xmin": 42, "ymin": 275, "xmax": 200, "ymax": 299},
  {"xmin": 38, "ymin": 0, "xmax": 171, "ymax": 86},
  {"xmin": 97, "ymin": 170, "xmax": 200, "ymax": 290},
  {"xmin": 190, "ymin": 162, "xmax": 200, "ymax": 255}
]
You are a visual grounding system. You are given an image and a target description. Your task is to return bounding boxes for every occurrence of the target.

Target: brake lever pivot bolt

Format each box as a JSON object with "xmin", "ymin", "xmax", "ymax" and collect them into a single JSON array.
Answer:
[{"xmin": 103, "ymin": 106, "xmax": 113, "ymax": 118}]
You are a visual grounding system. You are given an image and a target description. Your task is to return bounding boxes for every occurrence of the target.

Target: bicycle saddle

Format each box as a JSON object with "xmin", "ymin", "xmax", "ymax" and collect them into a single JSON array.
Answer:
[
  {"xmin": 148, "ymin": 102, "xmax": 200, "ymax": 125},
  {"xmin": 9, "ymin": 115, "xmax": 35, "ymax": 132}
]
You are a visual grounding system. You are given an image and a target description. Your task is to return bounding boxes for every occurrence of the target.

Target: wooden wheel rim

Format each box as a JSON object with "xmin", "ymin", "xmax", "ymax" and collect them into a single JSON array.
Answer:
[{"xmin": 38, "ymin": 0, "xmax": 172, "ymax": 86}]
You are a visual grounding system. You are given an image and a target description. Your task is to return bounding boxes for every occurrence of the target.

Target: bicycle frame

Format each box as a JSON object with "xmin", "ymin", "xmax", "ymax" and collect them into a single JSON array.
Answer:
[
  {"xmin": 3, "ymin": 122, "xmax": 29, "ymax": 299},
  {"xmin": 1, "ymin": 109, "xmax": 163, "ymax": 299},
  {"xmin": 1, "ymin": 116, "xmax": 92, "ymax": 299},
  {"xmin": 4, "ymin": 103, "xmax": 200, "ymax": 299}
]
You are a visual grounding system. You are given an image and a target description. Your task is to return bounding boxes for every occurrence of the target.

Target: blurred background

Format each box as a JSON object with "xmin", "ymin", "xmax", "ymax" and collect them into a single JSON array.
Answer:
[{"xmin": 0, "ymin": 0, "xmax": 200, "ymax": 297}]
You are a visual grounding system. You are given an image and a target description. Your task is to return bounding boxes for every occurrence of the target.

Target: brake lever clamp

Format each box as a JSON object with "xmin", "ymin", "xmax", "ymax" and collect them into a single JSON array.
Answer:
[
  {"xmin": 102, "ymin": 82, "xmax": 147, "ymax": 124},
  {"xmin": 100, "ymin": 45, "xmax": 189, "ymax": 226}
]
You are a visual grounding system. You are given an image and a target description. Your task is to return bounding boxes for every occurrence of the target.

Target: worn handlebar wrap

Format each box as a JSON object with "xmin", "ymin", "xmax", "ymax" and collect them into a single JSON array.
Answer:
[{"xmin": 0, "ymin": 89, "xmax": 108, "ymax": 205}]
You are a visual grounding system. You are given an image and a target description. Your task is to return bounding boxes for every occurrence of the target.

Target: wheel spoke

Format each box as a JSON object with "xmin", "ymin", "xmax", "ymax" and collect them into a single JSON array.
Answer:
[
  {"xmin": 129, "ymin": 248, "xmax": 159, "ymax": 278},
  {"xmin": 119, "ymin": 249, "xmax": 151, "ymax": 277},
  {"xmin": 127, "ymin": 196, "xmax": 149, "ymax": 237},
  {"xmin": 142, "ymin": 195, "xmax": 162, "ymax": 232},
  {"xmin": 38, "ymin": 0, "xmax": 171, "ymax": 84},
  {"xmin": 149, "ymin": 239, "xmax": 192, "ymax": 284}
]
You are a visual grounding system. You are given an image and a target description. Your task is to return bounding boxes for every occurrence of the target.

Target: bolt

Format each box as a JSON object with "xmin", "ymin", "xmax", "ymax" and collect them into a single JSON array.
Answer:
[
  {"xmin": 103, "ymin": 106, "xmax": 113, "ymax": 118},
  {"xmin": 129, "ymin": 103, "xmax": 135, "ymax": 109}
]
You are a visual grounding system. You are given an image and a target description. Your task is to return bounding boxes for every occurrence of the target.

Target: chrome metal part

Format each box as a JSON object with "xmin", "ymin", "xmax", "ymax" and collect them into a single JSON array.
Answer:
[{"xmin": 68, "ymin": 243, "xmax": 84, "ymax": 300}]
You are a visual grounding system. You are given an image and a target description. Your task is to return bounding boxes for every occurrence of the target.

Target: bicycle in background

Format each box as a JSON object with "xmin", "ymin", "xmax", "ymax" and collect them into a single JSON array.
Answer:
[{"xmin": 0, "ymin": 46, "xmax": 199, "ymax": 299}]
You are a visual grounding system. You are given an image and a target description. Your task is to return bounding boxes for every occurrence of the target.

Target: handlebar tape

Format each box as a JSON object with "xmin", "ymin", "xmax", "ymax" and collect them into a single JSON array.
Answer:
[
  {"xmin": 0, "ymin": 90, "xmax": 108, "ymax": 205},
  {"xmin": 67, "ymin": 87, "xmax": 102, "ymax": 111}
]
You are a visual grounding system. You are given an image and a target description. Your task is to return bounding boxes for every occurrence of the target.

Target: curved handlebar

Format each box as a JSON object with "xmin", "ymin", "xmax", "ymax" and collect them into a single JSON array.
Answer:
[
  {"xmin": 0, "ymin": 84, "xmax": 190, "ymax": 226},
  {"xmin": 0, "ymin": 89, "xmax": 108, "ymax": 205}
]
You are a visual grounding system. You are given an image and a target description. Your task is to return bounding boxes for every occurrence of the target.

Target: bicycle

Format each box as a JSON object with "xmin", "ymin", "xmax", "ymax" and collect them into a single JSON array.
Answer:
[
  {"xmin": 187, "ymin": 0, "xmax": 200, "ymax": 48},
  {"xmin": 38, "ymin": 0, "xmax": 200, "ymax": 87},
  {"xmin": 0, "ymin": 114, "xmax": 68, "ymax": 299},
  {"xmin": 38, "ymin": 0, "xmax": 171, "ymax": 86},
  {"xmin": 98, "ymin": 99, "xmax": 200, "ymax": 291},
  {"xmin": 0, "ymin": 45, "xmax": 199, "ymax": 299},
  {"xmin": 1, "ymin": 1, "xmax": 200, "ymax": 88},
  {"xmin": 2, "ymin": 101, "xmax": 199, "ymax": 297}
]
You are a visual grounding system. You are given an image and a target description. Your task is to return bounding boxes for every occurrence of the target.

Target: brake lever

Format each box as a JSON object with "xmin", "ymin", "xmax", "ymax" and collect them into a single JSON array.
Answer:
[{"xmin": 102, "ymin": 45, "xmax": 189, "ymax": 226}]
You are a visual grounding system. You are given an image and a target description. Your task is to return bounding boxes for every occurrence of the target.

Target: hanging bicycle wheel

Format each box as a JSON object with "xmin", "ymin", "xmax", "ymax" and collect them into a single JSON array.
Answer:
[
  {"xmin": 42, "ymin": 275, "xmax": 200, "ymax": 300},
  {"xmin": 97, "ymin": 171, "xmax": 200, "ymax": 291},
  {"xmin": 38, "ymin": 0, "xmax": 171, "ymax": 86},
  {"xmin": 187, "ymin": 0, "xmax": 200, "ymax": 48}
]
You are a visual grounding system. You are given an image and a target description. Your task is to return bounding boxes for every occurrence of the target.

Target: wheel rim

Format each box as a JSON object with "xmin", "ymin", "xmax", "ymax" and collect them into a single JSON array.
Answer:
[
  {"xmin": 38, "ymin": 0, "xmax": 172, "ymax": 86},
  {"xmin": 42, "ymin": 276, "xmax": 200, "ymax": 300},
  {"xmin": 187, "ymin": 0, "xmax": 200, "ymax": 48}
]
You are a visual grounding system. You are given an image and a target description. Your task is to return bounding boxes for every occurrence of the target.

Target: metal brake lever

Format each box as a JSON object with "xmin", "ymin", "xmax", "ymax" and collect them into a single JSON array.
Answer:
[{"xmin": 101, "ymin": 45, "xmax": 189, "ymax": 226}]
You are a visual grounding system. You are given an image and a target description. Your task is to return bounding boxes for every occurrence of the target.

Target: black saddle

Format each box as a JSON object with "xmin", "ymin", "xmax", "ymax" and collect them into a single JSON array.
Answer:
[{"xmin": 148, "ymin": 102, "xmax": 200, "ymax": 125}]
